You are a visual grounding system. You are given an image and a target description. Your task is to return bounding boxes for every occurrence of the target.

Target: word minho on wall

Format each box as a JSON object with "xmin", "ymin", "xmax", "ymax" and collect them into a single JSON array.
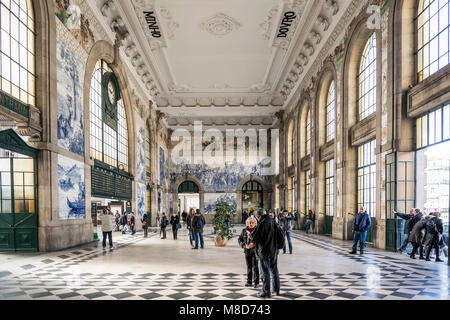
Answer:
[
  {"xmin": 143, "ymin": 11, "xmax": 161, "ymax": 38},
  {"xmin": 277, "ymin": 11, "xmax": 297, "ymax": 38}
]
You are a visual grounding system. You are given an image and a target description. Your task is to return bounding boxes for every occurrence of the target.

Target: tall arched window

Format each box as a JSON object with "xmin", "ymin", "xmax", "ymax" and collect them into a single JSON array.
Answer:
[
  {"xmin": 417, "ymin": 0, "xmax": 450, "ymax": 81},
  {"xmin": 89, "ymin": 60, "xmax": 128, "ymax": 171},
  {"xmin": 326, "ymin": 81, "xmax": 335, "ymax": 142},
  {"xmin": 287, "ymin": 120, "xmax": 294, "ymax": 166},
  {"xmin": 306, "ymin": 109, "xmax": 311, "ymax": 155},
  {"xmin": 358, "ymin": 33, "xmax": 377, "ymax": 121},
  {"xmin": 0, "ymin": 0, "xmax": 35, "ymax": 106}
]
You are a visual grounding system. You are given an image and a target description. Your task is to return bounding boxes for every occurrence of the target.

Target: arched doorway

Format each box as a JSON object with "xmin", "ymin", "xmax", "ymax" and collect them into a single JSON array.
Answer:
[
  {"xmin": 241, "ymin": 180, "xmax": 263, "ymax": 215},
  {"xmin": 177, "ymin": 181, "xmax": 200, "ymax": 215}
]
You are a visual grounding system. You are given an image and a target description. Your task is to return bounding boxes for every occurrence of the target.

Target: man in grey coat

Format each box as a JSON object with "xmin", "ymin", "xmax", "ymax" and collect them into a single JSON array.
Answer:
[
  {"xmin": 393, "ymin": 208, "xmax": 422, "ymax": 253},
  {"xmin": 99, "ymin": 209, "xmax": 114, "ymax": 250}
]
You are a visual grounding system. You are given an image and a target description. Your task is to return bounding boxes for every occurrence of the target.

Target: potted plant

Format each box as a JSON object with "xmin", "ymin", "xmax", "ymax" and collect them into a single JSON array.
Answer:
[{"xmin": 212, "ymin": 200, "xmax": 236, "ymax": 247}]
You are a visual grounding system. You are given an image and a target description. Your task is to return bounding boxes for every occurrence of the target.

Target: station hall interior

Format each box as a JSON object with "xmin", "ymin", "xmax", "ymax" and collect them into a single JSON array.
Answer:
[{"xmin": 0, "ymin": 0, "xmax": 449, "ymax": 301}]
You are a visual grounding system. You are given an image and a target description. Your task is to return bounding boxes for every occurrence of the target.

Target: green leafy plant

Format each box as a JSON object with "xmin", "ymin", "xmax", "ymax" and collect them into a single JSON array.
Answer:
[{"xmin": 212, "ymin": 201, "xmax": 236, "ymax": 240}]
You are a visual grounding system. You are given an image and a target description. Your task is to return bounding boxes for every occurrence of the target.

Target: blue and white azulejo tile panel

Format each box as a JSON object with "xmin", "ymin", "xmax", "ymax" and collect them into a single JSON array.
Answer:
[{"xmin": 58, "ymin": 155, "xmax": 85, "ymax": 220}]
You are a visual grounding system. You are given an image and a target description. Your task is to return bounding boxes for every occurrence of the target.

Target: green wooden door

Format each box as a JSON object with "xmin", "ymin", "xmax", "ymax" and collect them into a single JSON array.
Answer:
[
  {"xmin": 366, "ymin": 218, "xmax": 376, "ymax": 243},
  {"xmin": 385, "ymin": 153, "xmax": 397, "ymax": 251},
  {"xmin": 385, "ymin": 219, "xmax": 397, "ymax": 251},
  {"xmin": 325, "ymin": 215, "xmax": 333, "ymax": 235},
  {"xmin": 0, "ymin": 130, "xmax": 38, "ymax": 252}
]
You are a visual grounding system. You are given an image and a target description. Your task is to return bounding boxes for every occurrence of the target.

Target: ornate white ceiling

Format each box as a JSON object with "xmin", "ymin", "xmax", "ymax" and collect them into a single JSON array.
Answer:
[{"xmin": 91, "ymin": 0, "xmax": 362, "ymax": 128}]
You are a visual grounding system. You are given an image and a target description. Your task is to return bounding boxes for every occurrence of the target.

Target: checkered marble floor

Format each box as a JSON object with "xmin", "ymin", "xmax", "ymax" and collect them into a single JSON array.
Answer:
[{"xmin": 0, "ymin": 227, "xmax": 448, "ymax": 300}]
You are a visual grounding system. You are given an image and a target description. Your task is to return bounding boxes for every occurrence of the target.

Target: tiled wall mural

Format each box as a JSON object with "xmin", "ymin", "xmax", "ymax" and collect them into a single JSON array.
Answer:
[
  {"xmin": 204, "ymin": 193, "xmax": 237, "ymax": 215},
  {"xmin": 159, "ymin": 147, "xmax": 168, "ymax": 186},
  {"xmin": 56, "ymin": 35, "xmax": 85, "ymax": 156},
  {"xmin": 137, "ymin": 126, "xmax": 146, "ymax": 182},
  {"xmin": 137, "ymin": 183, "xmax": 146, "ymax": 217},
  {"xmin": 170, "ymin": 159, "xmax": 271, "ymax": 192},
  {"xmin": 58, "ymin": 155, "xmax": 85, "ymax": 220}
]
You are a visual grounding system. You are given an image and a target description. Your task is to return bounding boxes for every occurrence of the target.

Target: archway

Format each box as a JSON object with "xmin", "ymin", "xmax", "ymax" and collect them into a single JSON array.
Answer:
[
  {"xmin": 241, "ymin": 180, "xmax": 263, "ymax": 216},
  {"xmin": 177, "ymin": 181, "xmax": 200, "ymax": 215},
  {"xmin": 172, "ymin": 175, "xmax": 205, "ymax": 217}
]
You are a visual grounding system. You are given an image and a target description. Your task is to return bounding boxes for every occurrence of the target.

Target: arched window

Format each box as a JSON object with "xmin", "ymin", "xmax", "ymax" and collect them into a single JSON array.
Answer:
[
  {"xmin": 89, "ymin": 60, "xmax": 128, "ymax": 171},
  {"xmin": 306, "ymin": 109, "xmax": 311, "ymax": 155},
  {"xmin": 0, "ymin": 0, "xmax": 35, "ymax": 106},
  {"xmin": 358, "ymin": 33, "xmax": 377, "ymax": 121},
  {"xmin": 417, "ymin": 0, "xmax": 450, "ymax": 81},
  {"xmin": 326, "ymin": 81, "xmax": 335, "ymax": 142},
  {"xmin": 287, "ymin": 120, "xmax": 294, "ymax": 166}
]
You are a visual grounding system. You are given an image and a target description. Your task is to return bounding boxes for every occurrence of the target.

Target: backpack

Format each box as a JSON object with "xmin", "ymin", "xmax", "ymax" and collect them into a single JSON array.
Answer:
[
  {"xmin": 425, "ymin": 218, "xmax": 437, "ymax": 234},
  {"xmin": 275, "ymin": 224, "xmax": 285, "ymax": 250},
  {"xmin": 196, "ymin": 216, "xmax": 204, "ymax": 229}
]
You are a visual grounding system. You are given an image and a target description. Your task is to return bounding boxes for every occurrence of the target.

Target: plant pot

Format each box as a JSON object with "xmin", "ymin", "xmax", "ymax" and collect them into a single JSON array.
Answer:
[{"xmin": 214, "ymin": 235, "xmax": 228, "ymax": 247}]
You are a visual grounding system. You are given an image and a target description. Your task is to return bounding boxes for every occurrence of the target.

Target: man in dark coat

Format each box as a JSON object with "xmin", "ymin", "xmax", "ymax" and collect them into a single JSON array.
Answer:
[
  {"xmin": 423, "ymin": 212, "xmax": 444, "ymax": 262},
  {"xmin": 408, "ymin": 215, "xmax": 430, "ymax": 259},
  {"xmin": 250, "ymin": 209, "xmax": 280, "ymax": 298},
  {"xmin": 350, "ymin": 206, "xmax": 372, "ymax": 254},
  {"xmin": 160, "ymin": 213, "xmax": 168, "ymax": 239},
  {"xmin": 191, "ymin": 209, "xmax": 206, "ymax": 249},
  {"xmin": 393, "ymin": 208, "xmax": 423, "ymax": 253}
]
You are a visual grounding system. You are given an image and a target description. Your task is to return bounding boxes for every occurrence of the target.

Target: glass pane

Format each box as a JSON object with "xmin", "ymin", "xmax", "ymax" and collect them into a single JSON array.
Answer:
[
  {"xmin": 14, "ymin": 186, "xmax": 23, "ymax": 199},
  {"xmin": 13, "ymin": 158, "xmax": 33, "ymax": 172},
  {"xmin": 2, "ymin": 200, "xmax": 11, "ymax": 213},
  {"xmin": 0, "ymin": 158, "xmax": 11, "ymax": 171},
  {"xmin": 14, "ymin": 199, "xmax": 24, "ymax": 213},
  {"xmin": 1, "ymin": 186, "xmax": 11, "ymax": 199},
  {"xmin": 24, "ymin": 199, "xmax": 34, "ymax": 213},
  {"xmin": 1, "ymin": 172, "xmax": 11, "ymax": 185},
  {"xmin": 13, "ymin": 172, "xmax": 23, "ymax": 185},
  {"xmin": 23, "ymin": 172, "xmax": 33, "ymax": 185}
]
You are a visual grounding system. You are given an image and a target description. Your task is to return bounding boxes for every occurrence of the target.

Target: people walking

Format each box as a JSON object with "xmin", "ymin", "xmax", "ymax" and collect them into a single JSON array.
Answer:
[
  {"xmin": 186, "ymin": 208, "xmax": 195, "ymax": 247},
  {"xmin": 280, "ymin": 210, "xmax": 293, "ymax": 254},
  {"xmin": 130, "ymin": 212, "xmax": 136, "ymax": 235},
  {"xmin": 160, "ymin": 212, "xmax": 168, "ymax": 239},
  {"xmin": 242, "ymin": 210, "xmax": 248, "ymax": 225},
  {"xmin": 305, "ymin": 209, "xmax": 315, "ymax": 234},
  {"xmin": 141, "ymin": 213, "xmax": 148, "ymax": 238},
  {"xmin": 99, "ymin": 209, "xmax": 114, "ymax": 250},
  {"xmin": 423, "ymin": 212, "xmax": 444, "ymax": 262},
  {"xmin": 192, "ymin": 209, "xmax": 206, "ymax": 249},
  {"xmin": 120, "ymin": 212, "xmax": 128, "ymax": 234},
  {"xmin": 170, "ymin": 212, "xmax": 180, "ymax": 240},
  {"xmin": 393, "ymin": 208, "xmax": 420, "ymax": 253},
  {"xmin": 250, "ymin": 209, "xmax": 280, "ymax": 298},
  {"xmin": 238, "ymin": 216, "xmax": 260, "ymax": 289},
  {"xmin": 408, "ymin": 215, "xmax": 429, "ymax": 260},
  {"xmin": 350, "ymin": 206, "xmax": 372, "ymax": 255}
]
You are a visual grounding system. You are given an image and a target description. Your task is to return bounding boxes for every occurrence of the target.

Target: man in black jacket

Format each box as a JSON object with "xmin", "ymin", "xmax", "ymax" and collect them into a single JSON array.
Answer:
[{"xmin": 250, "ymin": 209, "xmax": 280, "ymax": 298}]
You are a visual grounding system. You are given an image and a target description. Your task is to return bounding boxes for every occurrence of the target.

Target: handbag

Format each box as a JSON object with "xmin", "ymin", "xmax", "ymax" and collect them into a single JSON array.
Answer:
[{"xmin": 176, "ymin": 223, "xmax": 182, "ymax": 229}]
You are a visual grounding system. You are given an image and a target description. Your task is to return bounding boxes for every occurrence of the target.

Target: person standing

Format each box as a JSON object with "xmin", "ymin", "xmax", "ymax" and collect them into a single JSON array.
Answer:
[
  {"xmin": 181, "ymin": 210, "xmax": 188, "ymax": 227},
  {"xmin": 114, "ymin": 210, "xmax": 121, "ymax": 232},
  {"xmin": 242, "ymin": 210, "xmax": 248, "ymax": 225},
  {"xmin": 170, "ymin": 212, "xmax": 180, "ymax": 240},
  {"xmin": 423, "ymin": 212, "xmax": 444, "ymax": 262},
  {"xmin": 99, "ymin": 209, "xmax": 114, "ymax": 250},
  {"xmin": 293, "ymin": 210, "xmax": 299, "ymax": 230},
  {"xmin": 186, "ymin": 208, "xmax": 195, "ymax": 247},
  {"xmin": 350, "ymin": 206, "xmax": 372, "ymax": 255},
  {"xmin": 238, "ymin": 217, "xmax": 259, "ymax": 289},
  {"xmin": 250, "ymin": 209, "xmax": 280, "ymax": 298},
  {"xmin": 192, "ymin": 209, "xmax": 206, "ymax": 249},
  {"xmin": 280, "ymin": 210, "xmax": 293, "ymax": 254},
  {"xmin": 130, "ymin": 212, "xmax": 136, "ymax": 235},
  {"xmin": 305, "ymin": 210, "xmax": 315, "ymax": 234},
  {"xmin": 141, "ymin": 213, "xmax": 148, "ymax": 238},
  {"xmin": 120, "ymin": 212, "xmax": 128, "ymax": 234},
  {"xmin": 160, "ymin": 212, "xmax": 168, "ymax": 239},
  {"xmin": 393, "ymin": 208, "xmax": 419, "ymax": 253}
]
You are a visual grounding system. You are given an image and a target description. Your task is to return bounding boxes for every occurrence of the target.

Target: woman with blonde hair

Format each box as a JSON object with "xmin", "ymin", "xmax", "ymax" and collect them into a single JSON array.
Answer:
[{"xmin": 238, "ymin": 216, "xmax": 260, "ymax": 288}]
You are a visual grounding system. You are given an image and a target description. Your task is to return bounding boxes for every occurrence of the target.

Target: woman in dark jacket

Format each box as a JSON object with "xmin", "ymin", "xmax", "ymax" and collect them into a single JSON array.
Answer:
[
  {"xmin": 186, "ymin": 209, "xmax": 195, "ymax": 247},
  {"xmin": 141, "ymin": 213, "xmax": 148, "ymax": 238},
  {"xmin": 423, "ymin": 213, "xmax": 444, "ymax": 262},
  {"xmin": 170, "ymin": 212, "xmax": 180, "ymax": 240},
  {"xmin": 238, "ymin": 216, "xmax": 259, "ymax": 288}
]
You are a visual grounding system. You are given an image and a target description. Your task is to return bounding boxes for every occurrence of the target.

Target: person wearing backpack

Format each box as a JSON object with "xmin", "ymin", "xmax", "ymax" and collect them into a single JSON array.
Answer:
[
  {"xmin": 238, "ymin": 216, "xmax": 259, "ymax": 289},
  {"xmin": 170, "ymin": 211, "xmax": 180, "ymax": 240},
  {"xmin": 160, "ymin": 212, "xmax": 168, "ymax": 239},
  {"xmin": 423, "ymin": 212, "xmax": 444, "ymax": 262},
  {"xmin": 192, "ymin": 209, "xmax": 206, "ymax": 249},
  {"xmin": 249, "ymin": 209, "xmax": 281, "ymax": 298},
  {"xmin": 280, "ymin": 210, "xmax": 293, "ymax": 254},
  {"xmin": 350, "ymin": 206, "xmax": 372, "ymax": 255}
]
